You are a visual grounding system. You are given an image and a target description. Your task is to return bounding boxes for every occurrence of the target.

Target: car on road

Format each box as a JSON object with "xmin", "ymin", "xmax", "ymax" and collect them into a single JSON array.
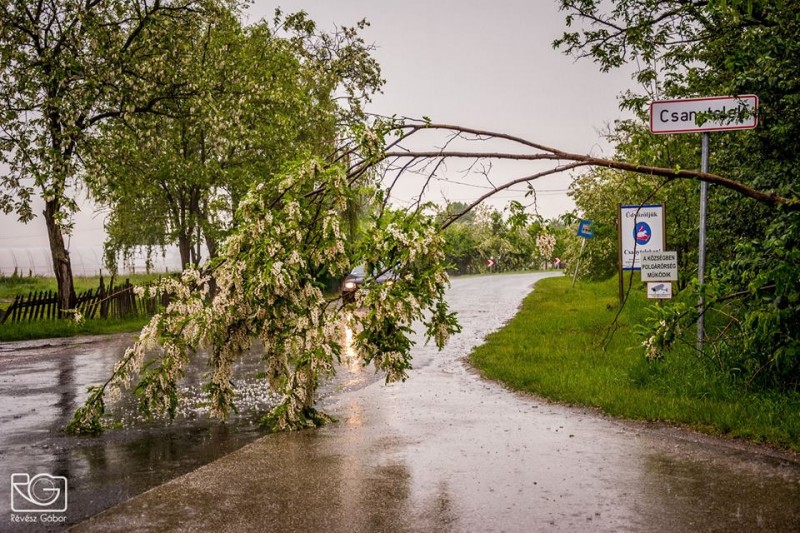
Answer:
[{"xmin": 341, "ymin": 264, "xmax": 395, "ymax": 303}]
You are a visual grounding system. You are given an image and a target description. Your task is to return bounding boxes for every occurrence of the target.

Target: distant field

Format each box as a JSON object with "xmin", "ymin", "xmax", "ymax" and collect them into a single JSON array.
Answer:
[{"xmin": 0, "ymin": 273, "xmax": 163, "ymax": 309}]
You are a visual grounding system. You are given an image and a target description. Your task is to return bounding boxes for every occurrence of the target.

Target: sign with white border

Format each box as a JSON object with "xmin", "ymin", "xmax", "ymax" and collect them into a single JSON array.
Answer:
[
  {"xmin": 620, "ymin": 205, "xmax": 665, "ymax": 271},
  {"xmin": 647, "ymin": 282, "xmax": 673, "ymax": 299},
  {"xmin": 650, "ymin": 95, "xmax": 758, "ymax": 134},
  {"xmin": 641, "ymin": 251, "xmax": 678, "ymax": 282},
  {"xmin": 577, "ymin": 219, "xmax": 594, "ymax": 239}
]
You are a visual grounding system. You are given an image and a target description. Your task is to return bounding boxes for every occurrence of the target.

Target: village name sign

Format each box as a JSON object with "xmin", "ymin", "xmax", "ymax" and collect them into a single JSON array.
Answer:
[{"xmin": 649, "ymin": 95, "xmax": 758, "ymax": 134}]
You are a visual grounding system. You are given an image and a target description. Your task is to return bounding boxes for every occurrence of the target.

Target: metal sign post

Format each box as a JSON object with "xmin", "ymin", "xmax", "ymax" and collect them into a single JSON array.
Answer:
[
  {"xmin": 650, "ymin": 95, "xmax": 758, "ymax": 355},
  {"xmin": 572, "ymin": 219, "xmax": 593, "ymax": 288},
  {"xmin": 697, "ymin": 132, "xmax": 710, "ymax": 352}
]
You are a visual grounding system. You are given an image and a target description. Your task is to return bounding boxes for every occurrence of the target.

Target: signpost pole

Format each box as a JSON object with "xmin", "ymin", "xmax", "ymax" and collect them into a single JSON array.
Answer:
[
  {"xmin": 617, "ymin": 205, "xmax": 624, "ymax": 304},
  {"xmin": 697, "ymin": 132, "xmax": 710, "ymax": 353},
  {"xmin": 572, "ymin": 238, "xmax": 586, "ymax": 288},
  {"xmin": 649, "ymin": 95, "xmax": 758, "ymax": 354}
]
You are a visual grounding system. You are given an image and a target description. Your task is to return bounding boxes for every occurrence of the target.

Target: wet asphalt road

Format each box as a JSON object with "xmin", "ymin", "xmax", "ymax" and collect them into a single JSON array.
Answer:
[
  {"xmin": 3, "ymin": 272, "xmax": 800, "ymax": 531},
  {"xmin": 0, "ymin": 335, "xmax": 279, "ymax": 532},
  {"xmin": 0, "ymin": 309, "xmax": 378, "ymax": 531}
]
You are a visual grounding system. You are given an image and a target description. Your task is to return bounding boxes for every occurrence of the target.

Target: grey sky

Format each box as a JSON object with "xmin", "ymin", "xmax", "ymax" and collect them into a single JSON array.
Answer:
[
  {"xmin": 252, "ymin": 1, "xmax": 633, "ymax": 212},
  {"xmin": 0, "ymin": 1, "xmax": 633, "ymax": 272}
]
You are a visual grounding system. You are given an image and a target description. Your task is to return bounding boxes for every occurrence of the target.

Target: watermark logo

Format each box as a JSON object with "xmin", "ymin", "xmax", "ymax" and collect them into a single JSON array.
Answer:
[{"xmin": 10, "ymin": 473, "xmax": 68, "ymax": 513}]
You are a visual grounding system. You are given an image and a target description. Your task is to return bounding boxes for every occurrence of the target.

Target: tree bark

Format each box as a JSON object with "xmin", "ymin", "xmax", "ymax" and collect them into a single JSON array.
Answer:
[
  {"xmin": 178, "ymin": 230, "xmax": 193, "ymax": 270},
  {"xmin": 44, "ymin": 199, "xmax": 77, "ymax": 317}
]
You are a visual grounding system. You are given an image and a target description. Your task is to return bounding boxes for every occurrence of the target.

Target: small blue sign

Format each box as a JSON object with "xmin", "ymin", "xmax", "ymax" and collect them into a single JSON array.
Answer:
[
  {"xmin": 577, "ymin": 219, "xmax": 594, "ymax": 239},
  {"xmin": 634, "ymin": 221, "xmax": 652, "ymax": 245}
]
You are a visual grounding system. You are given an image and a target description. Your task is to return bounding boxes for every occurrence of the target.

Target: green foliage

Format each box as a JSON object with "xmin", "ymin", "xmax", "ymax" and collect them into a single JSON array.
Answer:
[
  {"xmin": 0, "ymin": 0, "xmax": 226, "ymax": 312},
  {"xmin": 65, "ymin": 386, "xmax": 107, "ymax": 436},
  {"xmin": 67, "ymin": 133, "xmax": 461, "ymax": 434},
  {"xmin": 566, "ymin": 119, "xmax": 702, "ymax": 286},
  {"xmin": 556, "ymin": 0, "xmax": 800, "ymax": 391},
  {"xmin": 259, "ymin": 404, "xmax": 333, "ymax": 432},
  {"xmin": 439, "ymin": 202, "xmax": 563, "ymax": 274},
  {"xmin": 86, "ymin": 8, "xmax": 383, "ymax": 272}
]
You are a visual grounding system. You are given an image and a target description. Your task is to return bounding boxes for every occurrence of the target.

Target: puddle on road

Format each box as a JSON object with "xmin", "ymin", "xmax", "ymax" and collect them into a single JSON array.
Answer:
[{"xmin": 0, "ymin": 325, "xmax": 380, "ymax": 531}]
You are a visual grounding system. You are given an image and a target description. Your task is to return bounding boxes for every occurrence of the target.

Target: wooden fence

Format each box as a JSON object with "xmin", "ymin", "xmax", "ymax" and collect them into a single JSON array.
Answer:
[{"xmin": 1, "ymin": 278, "xmax": 169, "ymax": 325}]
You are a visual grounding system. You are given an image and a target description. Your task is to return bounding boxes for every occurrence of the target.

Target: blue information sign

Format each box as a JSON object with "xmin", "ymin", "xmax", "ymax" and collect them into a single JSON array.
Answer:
[{"xmin": 577, "ymin": 219, "xmax": 594, "ymax": 239}]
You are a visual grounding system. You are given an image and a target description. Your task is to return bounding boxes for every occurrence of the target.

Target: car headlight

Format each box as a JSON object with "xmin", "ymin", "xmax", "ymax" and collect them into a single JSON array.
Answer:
[{"xmin": 344, "ymin": 281, "xmax": 356, "ymax": 290}]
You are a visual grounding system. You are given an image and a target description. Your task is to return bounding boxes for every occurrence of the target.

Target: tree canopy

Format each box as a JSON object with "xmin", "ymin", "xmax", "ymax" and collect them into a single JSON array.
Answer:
[
  {"xmin": 0, "ymin": 0, "xmax": 234, "ymax": 313},
  {"xmin": 86, "ymin": 8, "xmax": 383, "ymax": 271}
]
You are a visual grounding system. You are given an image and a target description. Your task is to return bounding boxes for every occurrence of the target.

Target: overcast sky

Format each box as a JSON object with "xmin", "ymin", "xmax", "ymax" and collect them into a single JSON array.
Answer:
[{"xmin": 0, "ymin": 1, "xmax": 634, "ymax": 272}]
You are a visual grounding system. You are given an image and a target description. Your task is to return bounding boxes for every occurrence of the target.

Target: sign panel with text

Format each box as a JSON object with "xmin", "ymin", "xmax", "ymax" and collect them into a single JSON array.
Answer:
[
  {"xmin": 650, "ymin": 95, "xmax": 758, "ymax": 134},
  {"xmin": 619, "ymin": 205, "xmax": 665, "ymax": 271},
  {"xmin": 641, "ymin": 251, "xmax": 678, "ymax": 282}
]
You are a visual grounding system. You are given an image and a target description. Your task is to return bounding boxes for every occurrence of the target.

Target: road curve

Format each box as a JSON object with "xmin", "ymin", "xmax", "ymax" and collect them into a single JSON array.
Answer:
[{"xmin": 74, "ymin": 272, "xmax": 800, "ymax": 532}]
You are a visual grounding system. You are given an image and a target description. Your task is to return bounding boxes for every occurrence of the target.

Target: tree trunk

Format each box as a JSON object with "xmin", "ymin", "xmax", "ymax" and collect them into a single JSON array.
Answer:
[
  {"xmin": 44, "ymin": 199, "xmax": 77, "ymax": 317},
  {"xmin": 204, "ymin": 232, "xmax": 218, "ymax": 261},
  {"xmin": 200, "ymin": 203, "xmax": 218, "ymax": 261},
  {"xmin": 178, "ymin": 230, "xmax": 192, "ymax": 270}
]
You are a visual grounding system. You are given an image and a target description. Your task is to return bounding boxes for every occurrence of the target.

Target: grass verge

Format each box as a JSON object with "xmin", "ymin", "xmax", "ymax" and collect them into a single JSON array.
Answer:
[
  {"xmin": 0, "ymin": 316, "xmax": 150, "ymax": 342},
  {"xmin": 0, "ymin": 273, "xmax": 162, "ymax": 341},
  {"xmin": 470, "ymin": 276, "xmax": 800, "ymax": 452}
]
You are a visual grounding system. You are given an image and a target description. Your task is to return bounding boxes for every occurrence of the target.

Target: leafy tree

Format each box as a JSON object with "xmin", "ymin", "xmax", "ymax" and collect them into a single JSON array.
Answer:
[
  {"xmin": 441, "ymin": 219, "xmax": 480, "ymax": 274},
  {"xmin": 0, "ymin": 0, "xmax": 226, "ymax": 314},
  {"xmin": 87, "ymin": 9, "xmax": 382, "ymax": 271},
  {"xmin": 68, "ymin": 140, "xmax": 461, "ymax": 434},
  {"xmin": 439, "ymin": 201, "xmax": 553, "ymax": 274}
]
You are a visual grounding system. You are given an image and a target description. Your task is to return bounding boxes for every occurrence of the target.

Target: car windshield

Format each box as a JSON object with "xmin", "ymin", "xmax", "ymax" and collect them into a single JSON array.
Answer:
[{"xmin": 349, "ymin": 264, "xmax": 392, "ymax": 278}]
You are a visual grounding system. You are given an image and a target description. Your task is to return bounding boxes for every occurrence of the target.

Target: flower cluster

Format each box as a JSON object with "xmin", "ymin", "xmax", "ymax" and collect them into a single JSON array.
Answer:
[
  {"xmin": 67, "ymin": 153, "xmax": 460, "ymax": 435},
  {"xmin": 536, "ymin": 233, "xmax": 557, "ymax": 261}
]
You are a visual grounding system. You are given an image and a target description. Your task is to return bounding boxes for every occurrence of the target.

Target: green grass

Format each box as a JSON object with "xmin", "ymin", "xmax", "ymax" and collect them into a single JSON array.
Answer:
[
  {"xmin": 0, "ymin": 273, "xmax": 162, "ymax": 304},
  {"xmin": 0, "ymin": 273, "xmax": 162, "ymax": 340},
  {"xmin": 470, "ymin": 276, "xmax": 800, "ymax": 452},
  {"xmin": 0, "ymin": 316, "xmax": 150, "ymax": 342}
]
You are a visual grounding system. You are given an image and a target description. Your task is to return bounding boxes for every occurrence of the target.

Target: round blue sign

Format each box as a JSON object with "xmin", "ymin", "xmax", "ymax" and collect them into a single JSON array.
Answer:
[{"xmin": 634, "ymin": 222, "xmax": 652, "ymax": 245}]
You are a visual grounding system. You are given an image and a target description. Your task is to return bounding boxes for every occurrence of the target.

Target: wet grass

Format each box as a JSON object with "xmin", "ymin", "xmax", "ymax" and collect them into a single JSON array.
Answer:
[
  {"xmin": 0, "ymin": 273, "xmax": 161, "ymax": 341},
  {"xmin": 470, "ymin": 276, "xmax": 800, "ymax": 452},
  {"xmin": 0, "ymin": 316, "xmax": 150, "ymax": 342},
  {"xmin": 0, "ymin": 273, "xmax": 162, "ymax": 305}
]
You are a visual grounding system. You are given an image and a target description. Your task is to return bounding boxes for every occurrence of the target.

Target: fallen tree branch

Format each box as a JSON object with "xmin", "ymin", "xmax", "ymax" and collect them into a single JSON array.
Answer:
[{"xmin": 369, "ymin": 122, "xmax": 799, "ymax": 212}]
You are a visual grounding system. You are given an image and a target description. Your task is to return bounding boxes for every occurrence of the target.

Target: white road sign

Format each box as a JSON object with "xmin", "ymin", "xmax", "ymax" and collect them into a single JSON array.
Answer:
[
  {"xmin": 619, "ymin": 205, "xmax": 665, "ymax": 271},
  {"xmin": 650, "ymin": 95, "xmax": 758, "ymax": 134},
  {"xmin": 647, "ymin": 282, "xmax": 673, "ymax": 300},
  {"xmin": 641, "ymin": 251, "xmax": 678, "ymax": 282}
]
